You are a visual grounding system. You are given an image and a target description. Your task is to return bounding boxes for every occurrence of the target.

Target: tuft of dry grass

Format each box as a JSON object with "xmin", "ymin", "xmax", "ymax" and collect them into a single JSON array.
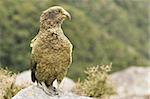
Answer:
[
  {"xmin": 75, "ymin": 63, "xmax": 116, "ymax": 99},
  {"xmin": 0, "ymin": 68, "xmax": 22, "ymax": 99}
]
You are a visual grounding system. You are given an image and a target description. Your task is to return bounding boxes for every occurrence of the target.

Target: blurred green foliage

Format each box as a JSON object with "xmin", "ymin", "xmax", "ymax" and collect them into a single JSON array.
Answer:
[{"xmin": 0, "ymin": 0, "xmax": 149, "ymax": 80}]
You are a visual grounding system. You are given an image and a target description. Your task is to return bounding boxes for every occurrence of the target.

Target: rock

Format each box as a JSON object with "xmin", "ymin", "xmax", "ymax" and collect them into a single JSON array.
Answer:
[
  {"xmin": 110, "ymin": 66, "xmax": 150, "ymax": 99},
  {"xmin": 12, "ymin": 85, "xmax": 92, "ymax": 99},
  {"xmin": 15, "ymin": 70, "xmax": 75, "ymax": 92},
  {"xmin": 15, "ymin": 70, "xmax": 33, "ymax": 87},
  {"xmin": 53, "ymin": 77, "xmax": 75, "ymax": 92},
  {"xmin": 14, "ymin": 67, "xmax": 150, "ymax": 99}
]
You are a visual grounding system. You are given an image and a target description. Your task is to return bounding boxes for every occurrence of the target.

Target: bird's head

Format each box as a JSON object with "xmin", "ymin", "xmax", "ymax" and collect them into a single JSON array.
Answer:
[{"xmin": 40, "ymin": 6, "xmax": 71, "ymax": 29}]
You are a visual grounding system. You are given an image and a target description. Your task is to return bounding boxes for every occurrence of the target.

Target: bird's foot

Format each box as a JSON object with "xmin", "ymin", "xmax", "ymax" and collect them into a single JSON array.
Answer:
[
  {"xmin": 51, "ymin": 86, "xmax": 59, "ymax": 95},
  {"xmin": 57, "ymin": 87, "xmax": 63, "ymax": 95},
  {"xmin": 37, "ymin": 82, "xmax": 42, "ymax": 88},
  {"xmin": 45, "ymin": 86, "xmax": 59, "ymax": 96},
  {"xmin": 38, "ymin": 82, "xmax": 59, "ymax": 96}
]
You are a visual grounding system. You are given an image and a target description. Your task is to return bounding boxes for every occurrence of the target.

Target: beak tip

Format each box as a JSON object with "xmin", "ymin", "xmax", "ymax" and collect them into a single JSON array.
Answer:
[
  {"xmin": 63, "ymin": 11, "xmax": 71, "ymax": 20},
  {"xmin": 68, "ymin": 15, "xmax": 71, "ymax": 20},
  {"xmin": 66, "ymin": 14, "xmax": 71, "ymax": 20}
]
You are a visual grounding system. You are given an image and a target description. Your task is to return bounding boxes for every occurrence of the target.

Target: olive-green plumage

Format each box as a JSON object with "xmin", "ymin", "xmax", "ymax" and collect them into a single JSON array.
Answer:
[{"xmin": 30, "ymin": 6, "xmax": 72, "ymax": 89}]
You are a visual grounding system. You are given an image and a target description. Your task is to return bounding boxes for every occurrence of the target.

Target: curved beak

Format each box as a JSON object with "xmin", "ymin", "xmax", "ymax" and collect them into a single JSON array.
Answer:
[{"xmin": 62, "ymin": 11, "xmax": 71, "ymax": 20}]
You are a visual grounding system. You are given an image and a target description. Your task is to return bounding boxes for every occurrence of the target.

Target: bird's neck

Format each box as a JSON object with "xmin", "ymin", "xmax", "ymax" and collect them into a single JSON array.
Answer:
[
  {"xmin": 40, "ymin": 24, "xmax": 61, "ymax": 30},
  {"xmin": 40, "ymin": 19, "xmax": 64, "ymax": 31},
  {"xmin": 40, "ymin": 25, "xmax": 63, "ymax": 35}
]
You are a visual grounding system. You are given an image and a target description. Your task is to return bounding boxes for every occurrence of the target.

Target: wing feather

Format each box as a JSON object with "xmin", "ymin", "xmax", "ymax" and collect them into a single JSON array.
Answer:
[
  {"xmin": 31, "ymin": 54, "xmax": 38, "ymax": 82},
  {"xmin": 30, "ymin": 31, "xmax": 39, "ymax": 82}
]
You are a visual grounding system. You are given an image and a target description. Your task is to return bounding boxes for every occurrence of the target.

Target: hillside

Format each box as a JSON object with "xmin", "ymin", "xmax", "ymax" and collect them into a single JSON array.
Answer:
[{"xmin": 0, "ymin": 0, "xmax": 149, "ymax": 80}]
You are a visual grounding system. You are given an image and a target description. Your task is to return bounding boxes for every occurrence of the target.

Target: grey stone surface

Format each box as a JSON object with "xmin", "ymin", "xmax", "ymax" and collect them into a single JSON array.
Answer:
[
  {"xmin": 12, "ymin": 85, "xmax": 92, "ymax": 99},
  {"xmin": 110, "ymin": 66, "xmax": 150, "ymax": 99},
  {"xmin": 15, "ymin": 70, "xmax": 75, "ymax": 92},
  {"xmin": 15, "ymin": 70, "xmax": 33, "ymax": 88}
]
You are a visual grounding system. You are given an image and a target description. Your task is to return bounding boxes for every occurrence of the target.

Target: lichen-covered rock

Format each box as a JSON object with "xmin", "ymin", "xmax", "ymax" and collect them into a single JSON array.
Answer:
[{"xmin": 12, "ymin": 85, "xmax": 92, "ymax": 99}]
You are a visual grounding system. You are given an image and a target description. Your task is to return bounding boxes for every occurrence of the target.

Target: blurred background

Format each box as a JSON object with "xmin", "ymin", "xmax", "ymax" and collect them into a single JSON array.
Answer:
[{"xmin": 0, "ymin": 0, "xmax": 149, "ymax": 80}]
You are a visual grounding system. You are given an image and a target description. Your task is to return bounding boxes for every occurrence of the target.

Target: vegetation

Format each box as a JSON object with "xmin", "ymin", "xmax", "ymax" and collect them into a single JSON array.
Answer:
[
  {"xmin": 0, "ymin": 0, "xmax": 149, "ymax": 80},
  {"xmin": 75, "ymin": 64, "xmax": 116, "ymax": 98},
  {"xmin": 3, "ymin": 83, "xmax": 21, "ymax": 99},
  {"xmin": 0, "ymin": 68, "xmax": 21, "ymax": 99}
]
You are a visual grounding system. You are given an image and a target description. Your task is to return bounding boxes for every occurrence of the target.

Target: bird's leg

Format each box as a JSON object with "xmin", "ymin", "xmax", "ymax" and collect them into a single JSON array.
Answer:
[
  {"xmin": 37, "ymin": 82, "xmax": 42, "ymax": 88},
  {"xmin": 39, "ymin": 82, "xmax": 58, "ymax": 96},
  {"xmin": 57, "ymin": 80, "xmax": 63, "ymax": 95}
]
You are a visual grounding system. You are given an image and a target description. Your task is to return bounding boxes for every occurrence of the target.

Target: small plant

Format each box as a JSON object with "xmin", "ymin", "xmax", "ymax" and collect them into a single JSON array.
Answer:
[
  {"xmin": 3, "ymin": 83, "xmax": 22, "ymax": 99},
  {"xmin": 75, "ymin": 63, "xmax": 116, "ymax": 99},
  {"xmin": 0, "ymin": 68, "xmax": 22, "ymax": 99}
]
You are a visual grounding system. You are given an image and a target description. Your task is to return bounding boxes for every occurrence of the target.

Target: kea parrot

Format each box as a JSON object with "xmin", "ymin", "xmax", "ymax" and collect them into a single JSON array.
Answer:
[{"xmin": 30, "ymin": 6, "xmax": 72, "ymax": 95}]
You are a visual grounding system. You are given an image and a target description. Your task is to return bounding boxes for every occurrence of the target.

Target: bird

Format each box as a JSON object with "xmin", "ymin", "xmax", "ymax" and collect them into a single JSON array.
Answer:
[{"xmin": 30, "ymin": 6, "xmax": 72, "ymax": 95}]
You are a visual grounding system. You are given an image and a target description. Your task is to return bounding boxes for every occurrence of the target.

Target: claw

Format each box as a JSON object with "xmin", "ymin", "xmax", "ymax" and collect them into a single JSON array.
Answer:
[
  {"xmin": 37, "ymin": 82, "xmax": 59, "ymax": 96},
  {"xmin": 52, "ymin": 86, "xmax": 59, "ymax": 95}
]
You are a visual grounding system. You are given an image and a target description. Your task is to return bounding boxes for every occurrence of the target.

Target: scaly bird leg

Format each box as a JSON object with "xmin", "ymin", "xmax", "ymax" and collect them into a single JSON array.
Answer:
[{"xmin": 56, "ymin": 80, "xmax": 63, "ymax": 95}]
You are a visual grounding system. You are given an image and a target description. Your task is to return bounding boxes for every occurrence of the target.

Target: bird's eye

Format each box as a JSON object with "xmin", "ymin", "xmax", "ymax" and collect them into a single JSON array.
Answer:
[{"xmin": 58, "ymin": 10, "xmax": 61, "ymax": 13}]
